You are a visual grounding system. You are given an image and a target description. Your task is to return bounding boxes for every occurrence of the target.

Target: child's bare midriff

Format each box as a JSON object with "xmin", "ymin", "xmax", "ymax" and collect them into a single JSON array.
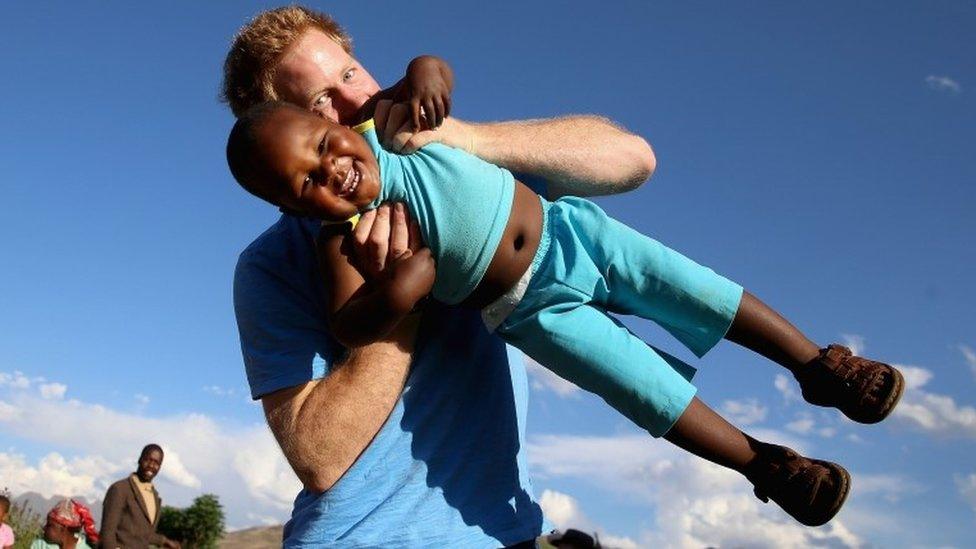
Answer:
[{"xmin": 461, "ymin": 180, "xmax": 543, "ymax": 310}]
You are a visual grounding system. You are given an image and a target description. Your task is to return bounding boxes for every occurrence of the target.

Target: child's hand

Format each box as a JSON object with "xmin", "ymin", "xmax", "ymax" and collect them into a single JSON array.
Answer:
[
  {"xmin": 384, "ymin": 247, "xmax": 436, "ymax": 314},
  {"xmin": 397, "ymin": 55, "xmax": 454, "ymax": 132}
]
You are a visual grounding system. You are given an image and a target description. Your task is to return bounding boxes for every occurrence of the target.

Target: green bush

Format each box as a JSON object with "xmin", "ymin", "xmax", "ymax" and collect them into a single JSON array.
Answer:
[{"xmin": 156, "ymin": 494, "xmax": 225, "ymax": 549}]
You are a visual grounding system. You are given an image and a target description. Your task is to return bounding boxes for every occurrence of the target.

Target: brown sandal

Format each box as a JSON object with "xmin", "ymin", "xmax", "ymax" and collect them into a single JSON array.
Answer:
[
  {"xmin": 795, "ymin": 344, "xmax": 905, "ymax": 424},
  {"xmin": 745, "ymin": 443, "xmax": 851, "ymax": 527}
]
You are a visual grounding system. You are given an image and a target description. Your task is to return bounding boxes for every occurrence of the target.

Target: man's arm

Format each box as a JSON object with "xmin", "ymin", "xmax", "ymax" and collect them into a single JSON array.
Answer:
[
  {"xmin": 375, "ymin": 101, "xmax": 656, "ymax": 199},
  {"xmin": 245, "ymin": 205, "xmax": 424, "ymax": 493},
  {"xmin": 99, "ymin": 483, "xmax": 123, "ymax": 549},
  {"xmin": 261, "ymin": 321, "xmax": 418, "ymax": 492}
]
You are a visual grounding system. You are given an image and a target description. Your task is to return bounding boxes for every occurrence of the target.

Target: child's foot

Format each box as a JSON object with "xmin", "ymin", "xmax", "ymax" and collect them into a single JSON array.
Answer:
[
  {"xmin": 745, "ymin": 443, "xmax": 850, "ymax": 527},
  {"xmin": 794, "ymin": 344, "xmax": 905, "ymax": 424}
]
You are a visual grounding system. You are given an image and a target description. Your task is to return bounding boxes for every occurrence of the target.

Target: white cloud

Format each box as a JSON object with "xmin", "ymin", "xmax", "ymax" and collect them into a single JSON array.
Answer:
[
  {"xmin": 892, "ymin": 365, "xmax": 976, "ymax": 438},
  {"xmin": 528, "ymin": 433, "xmax": 861, "ymax": 548},
  {"xmin": 925, "ymin": 75, "xmax": 962, "ymax": 94},
  {"xmin": 524, "ymin": 354, "xmax": 581, "ymax": 398},
  {"xmin": 840, "ymin": 334, "xmax": 866, "ymax": 357},
  {"xmin": 959, "ymin": 344, "xmax": 976, "ymax": 380},
  {"xmin": 956, "ymin": 473, "xmax": 976, "ymax": 515},
  {"xmin": 538, "ymin": 490, "xmax": 637, "ymax": 549},
  {"xmin": 0, "ymin": 371, "xmax": 32, "ymax": 389},
  {"xmin": 721, "ymin": 398, "xmax": 768, "ymax": 425},
  {"xmin": 786, "ymin": 416, "xmax": 815, "ymax": 434},
  {"xmin": 855, "ymin": 474, "xmax": 924, "ymax": 503},
  {"xmin": 203, "ymin": 385, "xmax": 237, "ymax": 397},
  {"xmin": 774, "ymin": 373, "xmax": 800, "ymax": 402},
  {"xmin": 599, "ymin": 534, "xmax": 639, "ymax": 549},
  {"xmin": 539, "ymin": 489, "xmax": 593, "ymax": 531},
  {"xmin": 0, "ymin": 377, "xmax": 301, "ymax": 526},
  {"xmin": 0, "ymin": 399, "xmax": 22, "ymax": 421},
  {"xmin": 784, "ymin": 413, "xmax": 838, "ymax": 438},
  {"xmin": 39, "ymin": 382, "xmax": 68, "ymax": 400},
  {"xmin": 134, "ymin": 394, "xmax": 150, "ymax": 405},
  {"xmin": 0, "ymin": 451, "xmax": 124, "ymax": 501}
]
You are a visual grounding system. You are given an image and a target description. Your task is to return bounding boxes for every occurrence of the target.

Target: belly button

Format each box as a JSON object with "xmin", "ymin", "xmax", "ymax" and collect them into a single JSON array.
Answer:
[{"xmin": 514, "ymin": 235, "xmax": 524, "ymax": 250}]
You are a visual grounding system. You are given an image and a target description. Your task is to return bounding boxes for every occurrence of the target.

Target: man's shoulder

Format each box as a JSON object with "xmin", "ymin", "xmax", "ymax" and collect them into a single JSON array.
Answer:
[
  {"xmin": 237, "ymin": 214, "xmax": 312, "ymax": 263},
  {"xmin": 233, "ymin": 215, "xmax": 324, "ymax": 304},
  {"xmin": 105, "ymin": 477, "xmax": 131, "ymax": 496}
]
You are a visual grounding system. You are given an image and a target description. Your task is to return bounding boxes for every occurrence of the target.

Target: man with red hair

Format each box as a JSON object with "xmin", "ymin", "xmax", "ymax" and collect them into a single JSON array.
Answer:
[{"xmin": 224, "ymin": 6, "xmax": 655, "ymax": 547}]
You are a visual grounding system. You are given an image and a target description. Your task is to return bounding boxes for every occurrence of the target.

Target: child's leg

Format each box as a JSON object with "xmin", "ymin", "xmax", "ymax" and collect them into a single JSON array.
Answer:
[
  {"xmin": 666, "ymin": 397, "xmax": 850, "ymax": 527},
  {"xmin": 572, "ymin": 199, "xmax": 904, "ymax": 423},
  {"xmin": 663, "ymin": 395, "xmax": 759, "ymax": 471},
  {"xmin": 724, "ymin": 291, "xmax": 819, "ymax": 372}
]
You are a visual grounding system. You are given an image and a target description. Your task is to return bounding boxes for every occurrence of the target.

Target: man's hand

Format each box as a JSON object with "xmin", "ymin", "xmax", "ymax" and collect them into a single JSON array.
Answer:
[
  {"xmin": 349, "ymin": 202, "xmax": 423, "ymax": 280},
  {"xmin": 375, "ymin": 98, "xmax": 468, "ymax": 155}
]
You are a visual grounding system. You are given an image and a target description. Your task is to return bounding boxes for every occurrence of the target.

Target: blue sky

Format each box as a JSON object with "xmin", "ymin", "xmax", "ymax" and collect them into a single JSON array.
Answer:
[{"xmin": 1, "ymin": 1, "xmax": 974, "ymax": 546}]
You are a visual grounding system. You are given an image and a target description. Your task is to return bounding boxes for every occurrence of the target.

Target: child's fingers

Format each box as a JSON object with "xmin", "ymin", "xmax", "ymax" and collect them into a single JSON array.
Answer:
[
  {"xmin": 443, "ymin": 95, "xmax": 452, "ymax": 119},
  {"xmin": 433, "ymin": 95, "xmax": 445, "ymax": 128},
  {"xmin": 424, "ymin": 97, "xmax": 437, "ymax": 129},
  {"xmin": 411, "ymin": 98, "xmax": 422, "ymax": 133}
]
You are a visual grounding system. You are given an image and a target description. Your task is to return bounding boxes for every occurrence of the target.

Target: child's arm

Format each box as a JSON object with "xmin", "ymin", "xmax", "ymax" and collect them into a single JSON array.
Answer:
[
  {"xmin": 316, "ymin": 222, "xmax": 435, "ymax": 348},
  {"xmin": 355, "ymin": 55, "xmax": 454, "ymax": 131}
]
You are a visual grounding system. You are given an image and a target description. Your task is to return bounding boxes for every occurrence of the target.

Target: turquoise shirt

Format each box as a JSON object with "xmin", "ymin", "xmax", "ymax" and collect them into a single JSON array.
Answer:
[
  {"xmin": 357, "ymin": 120, "xmax": 515, "ymax": 304},
  {"xmin": 30, "ymin": 536, "xmax": 93, "ymax": 549}
]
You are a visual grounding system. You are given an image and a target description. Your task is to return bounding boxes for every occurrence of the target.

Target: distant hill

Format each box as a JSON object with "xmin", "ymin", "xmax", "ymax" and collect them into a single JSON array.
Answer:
[
  {"xmin": 12, "ymin": 491, "xmax": 103, "ymax": 525},
  {"xmin": 218, "ymin": 525, "xmax": 283, "ymax": 548}
]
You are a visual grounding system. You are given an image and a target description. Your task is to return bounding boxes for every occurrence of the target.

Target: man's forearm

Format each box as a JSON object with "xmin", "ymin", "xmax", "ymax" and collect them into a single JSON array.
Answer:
[
  {"xmin": 451, "ymin": 116, "xmax": 656, "ymax": 198},
  {"xmin": 263, "ymin": 316, "xmax": 418, "ymax": 493}
]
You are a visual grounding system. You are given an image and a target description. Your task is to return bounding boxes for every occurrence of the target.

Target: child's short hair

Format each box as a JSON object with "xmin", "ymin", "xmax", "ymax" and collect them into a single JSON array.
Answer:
[
  {"xmin": 226, "ymin": 100, "xmax": 307, "ymax": 204},
  {"xmin": 0, "ymin": 494, "xmax": 10, "ymax": 512}
]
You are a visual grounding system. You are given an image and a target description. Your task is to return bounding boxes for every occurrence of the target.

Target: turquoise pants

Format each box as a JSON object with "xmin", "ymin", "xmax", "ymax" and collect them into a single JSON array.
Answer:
[{"xmin": 497, "ymin": 197, "xmax": 743, "ymax": 436}]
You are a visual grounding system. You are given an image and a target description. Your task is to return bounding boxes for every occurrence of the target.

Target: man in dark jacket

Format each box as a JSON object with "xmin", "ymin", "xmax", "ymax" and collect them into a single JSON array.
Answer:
[{"xmin": 100, "ymin": 444, "xmax": 181, "ymax": 549}]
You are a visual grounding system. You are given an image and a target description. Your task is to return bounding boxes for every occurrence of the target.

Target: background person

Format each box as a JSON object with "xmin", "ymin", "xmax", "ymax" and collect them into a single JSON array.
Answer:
[
  {"xmin": 0, "ymin": 495, "xmax": 14, "ymax": 549},
  {"xmin": 30, "ymin": 499, "xmax": 98, "ymax": 549},
  {"xmin": 99, "ymin": 444, "xmax": 180, "ymax": 549}
]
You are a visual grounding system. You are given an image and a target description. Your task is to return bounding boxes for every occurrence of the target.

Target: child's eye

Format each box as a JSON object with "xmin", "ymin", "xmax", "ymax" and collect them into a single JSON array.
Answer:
[
  {"xmin": 343, "ymin": 68, "xmax": 356, "ymax": 82},
  {"xmin": 318, "ymin": 137, "xmax": 326, "ymax": 155},
  {"xmin": 303, "ymin": 175, "xmax": 313, "ymax": 189}
]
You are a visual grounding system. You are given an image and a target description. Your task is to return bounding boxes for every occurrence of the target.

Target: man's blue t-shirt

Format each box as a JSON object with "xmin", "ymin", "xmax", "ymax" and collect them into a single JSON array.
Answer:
[{"xmin": 234, "ymin": 213, "xmax": 545, "ymax": 547}]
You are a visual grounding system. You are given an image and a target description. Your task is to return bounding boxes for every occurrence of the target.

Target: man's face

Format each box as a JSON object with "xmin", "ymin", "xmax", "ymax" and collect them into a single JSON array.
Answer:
[
  {"xmin": 273, "ymin": 29, "xmax": 381, "ymax": 125},
  {"xmin": 136, "ymin": 449, "xmax": 163, "ymax": 482},
  {"xmin": 248, "ymin": 106, "xmax": 381, "ymax": 221}
]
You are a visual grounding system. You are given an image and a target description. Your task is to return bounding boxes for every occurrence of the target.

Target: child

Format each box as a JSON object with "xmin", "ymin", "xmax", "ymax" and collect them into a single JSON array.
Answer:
[
  {"xmin": 225, "ymin": 59, "xmax": 904, "ymax": 527},
  {"xmin": 0, "ymin": 495, "xmax": 14, "ymax": 549}
]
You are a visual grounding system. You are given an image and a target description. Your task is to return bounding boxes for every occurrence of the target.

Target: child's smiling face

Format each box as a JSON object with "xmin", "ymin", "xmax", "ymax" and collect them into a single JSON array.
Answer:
[{"xmin": 249, "ymin": 105, "xmax": 381, "ymax": 221}]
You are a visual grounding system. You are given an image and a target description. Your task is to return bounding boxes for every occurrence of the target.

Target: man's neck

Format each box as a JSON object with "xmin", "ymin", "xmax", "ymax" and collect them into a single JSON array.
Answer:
[{"xmin": 131, "ymin": 472, "xmax": 153, "ymax": 486}]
